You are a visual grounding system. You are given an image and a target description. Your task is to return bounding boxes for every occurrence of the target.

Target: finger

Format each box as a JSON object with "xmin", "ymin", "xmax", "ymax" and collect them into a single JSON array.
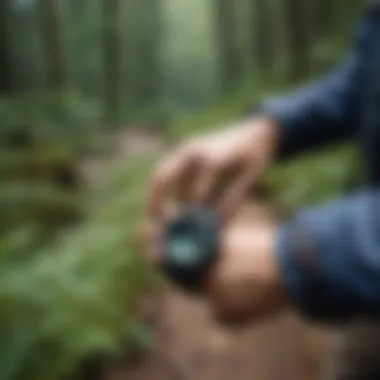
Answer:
[
  {"xmin": 175, "ymin": 158, "xmax": 200, "ymax": 203},
  {"xmin": 218, "ymin": 164, "xmax": 259, "ymax": 223},
  {"xmin": 193, "ymin": 161, "xmax": 221, "ymax": 205},
  {"xmin": 146, "ymin": 152, "xmax": 193, "ymax": 223}
]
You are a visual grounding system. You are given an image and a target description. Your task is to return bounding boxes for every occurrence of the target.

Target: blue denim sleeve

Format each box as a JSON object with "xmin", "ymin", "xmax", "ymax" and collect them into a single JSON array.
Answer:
[
  {"xmin": 276, "ymin": 190, "xmax": 380, "ymax": 322},
  {"xmin": 256, "ymin": 10, "xmax": 377, "ymax": 160},
  {"xmin": 261, "ymin": 55, "xmax": 363, "ymax": 159}
]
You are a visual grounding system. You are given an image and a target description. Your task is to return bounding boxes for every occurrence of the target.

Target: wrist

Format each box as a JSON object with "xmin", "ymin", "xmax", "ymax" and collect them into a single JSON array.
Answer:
[
  {"xmin": 258, "ymin": 225, "xmax": 290, "ymax": 315},
  {"xmin": 209, "ymin": 221, "xmax": 289, "ymax": 325},
  {"xmin": 246, "ymin": 116, "xmax": 281, "ymax": 159}
]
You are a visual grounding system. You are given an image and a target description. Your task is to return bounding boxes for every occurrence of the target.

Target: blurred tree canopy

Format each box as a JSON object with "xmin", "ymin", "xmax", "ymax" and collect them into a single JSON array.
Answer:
[{"xmin": 0, "ymin": 0, "xmax": 367, "ymax": 379}]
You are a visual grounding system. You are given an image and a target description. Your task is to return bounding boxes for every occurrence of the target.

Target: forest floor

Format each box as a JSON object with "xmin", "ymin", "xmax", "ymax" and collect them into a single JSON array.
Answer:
[{"xmin": 82, "ymin": 128, "xmax": 330, "ymax": 380}]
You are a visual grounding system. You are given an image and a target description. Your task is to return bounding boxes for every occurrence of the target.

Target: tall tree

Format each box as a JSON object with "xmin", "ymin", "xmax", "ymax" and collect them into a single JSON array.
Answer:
[
  {"xmin": 69, "ymin": 0, "xmax": 88, "ymax": 19},
  {"xmin": 38, "ymin": 0, "xmax": 68, "ymax": 90},
  {"xmin": 283, "ymin": 0, "xmax": 311, "ymax": 81},
  {"xmin": 0, "ymin": 0, "xmax": 13, "ymax": 94},
  {"xmin": 313, "ymin": 0, "xmax": 332, "ymax": 39},
  {"xmin": 213, "ymin": 0, "xmax": 242, "ymax": 91},
  {"xmin": 133, "ymin": 0, "xmax": 162, "ymax": 107},
  {"xmin": 103, "ymin": 0, "xmax": 121, "ymax": 126},
  {"xmin": 252, "ymin": 0, "xmax": 276, "ymax": 74}
]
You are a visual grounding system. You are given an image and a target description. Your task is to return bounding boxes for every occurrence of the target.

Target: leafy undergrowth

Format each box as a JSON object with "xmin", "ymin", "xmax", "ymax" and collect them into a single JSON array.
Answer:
[{"xmin": 0, "ymin": 149, "xmax": 160, "ymax": 380}]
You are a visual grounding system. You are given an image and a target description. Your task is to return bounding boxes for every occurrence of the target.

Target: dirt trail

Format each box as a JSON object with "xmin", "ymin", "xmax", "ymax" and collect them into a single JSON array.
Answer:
[
  {"xmin": 108, "ymin": 288, "xmax": 329, "ymax": 380},
  {"xmin": 84, "ymin": 129, "xmax": 330, "ymax": 380}
]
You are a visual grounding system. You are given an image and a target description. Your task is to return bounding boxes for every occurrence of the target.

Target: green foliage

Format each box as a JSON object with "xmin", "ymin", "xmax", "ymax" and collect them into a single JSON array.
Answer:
[
  {"xmin": 0, "ymin": 182, "xmax": 82, "ymax": 232},
  {"xmin": 0, "ymin": 90, "xmax": 101, "ymax": 155},
  {"xmin": 0, "ymin": 154, "xmax": 159, "ymax": 380},
  {"xmin": 266, "ymin": 144, "xmax": 362, "ymax": 214},
  {"xmin": 0, "ymin": 226, "xmax": 155, "ymax": 380},
  {"xmin": 0, "ymin": 120, "xmax": 86, "ymax": 235}
]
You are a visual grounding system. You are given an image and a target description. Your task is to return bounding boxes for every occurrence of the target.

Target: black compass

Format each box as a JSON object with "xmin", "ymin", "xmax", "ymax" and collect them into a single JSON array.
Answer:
[{"xmin": 161, "ymin": 206, "xmax": 221, "ymax": 293}]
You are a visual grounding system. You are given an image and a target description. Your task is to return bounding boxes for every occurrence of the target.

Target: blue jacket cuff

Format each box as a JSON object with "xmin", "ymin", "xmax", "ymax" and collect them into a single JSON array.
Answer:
[
  {"xmin": 275, "ymin": 212, "xmax": 359, "ymax": 323},
  {"xmin": 260, "ymin": 97, "xmax": 296, "ymax": 159},
  {"xmin": 275, "ymin": 224, "xmax": 322, "ymax": 319}
]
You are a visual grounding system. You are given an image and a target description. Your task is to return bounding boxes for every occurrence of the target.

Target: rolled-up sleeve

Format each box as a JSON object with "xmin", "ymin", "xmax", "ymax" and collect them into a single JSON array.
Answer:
[{"xmin": 276, "ymin": 190, "xmax": 380, "ymax": 322}]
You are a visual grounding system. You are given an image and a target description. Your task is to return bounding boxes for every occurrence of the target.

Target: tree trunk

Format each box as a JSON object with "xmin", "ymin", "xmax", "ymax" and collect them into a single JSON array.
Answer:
[
  {"xmin": 252, "ymin": 0, "xmax": 275, "ymax": 74},
  {"xmin": 284, "ymin": 0, "xmax": 310, "ymax": 81},
  {"xmin": 69, "ymin": 0, "xmax": 88, "ymax": 19},
  {"xmin": 39, "ymin": 0, "xmax": 68, "ymax": 90},
  {"xmin": 314, "ymin": 0, "xmax": 332, "ymax": 39},
  {"xmin": 134, "ymin": 0, "xmax": 162, "ymax": 107},
  {"xmin": 0, "ymin": 0, "xmax": 13, "ymax": 94},
  {"xmin": 214, "ymin": 0, "xmax": 242, "ymax": 91},
  {"xmin": 103, "ymin": 0, "xmax": 121, "ymax": 126}
]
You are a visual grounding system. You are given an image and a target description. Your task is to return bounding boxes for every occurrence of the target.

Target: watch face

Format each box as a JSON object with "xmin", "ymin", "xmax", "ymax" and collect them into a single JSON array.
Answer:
[
  {"xmin": 161, "ymin": 206, "xmax": 220, "ymax": 292},
  {"xmin": 169, "ymin": 238, "xmax": 200, "ymax": 266}
]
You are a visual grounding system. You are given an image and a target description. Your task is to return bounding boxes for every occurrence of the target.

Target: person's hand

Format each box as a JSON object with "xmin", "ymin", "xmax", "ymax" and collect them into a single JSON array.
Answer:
[
  {"xmin": 144, "ymin": 117, "xmax": 279, "ymax": 260},
  {"xmin": 201, "ymin": 207, "xmax": 288, "ymax": 327}
]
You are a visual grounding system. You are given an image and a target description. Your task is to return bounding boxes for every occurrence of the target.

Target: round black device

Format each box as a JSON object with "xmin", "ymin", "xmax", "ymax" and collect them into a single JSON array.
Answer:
[{"xmin": 161, "ymin": 207, "xmax": 220, "ymax": 292}]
